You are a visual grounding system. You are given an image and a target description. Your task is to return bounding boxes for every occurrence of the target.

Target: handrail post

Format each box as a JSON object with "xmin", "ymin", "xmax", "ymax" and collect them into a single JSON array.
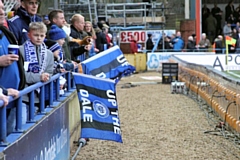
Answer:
[
  {"xmin": 28, "ymin": 91, "xmax": 35, "ymax": 122},
  {"xmin": 0, "ymin": 106, "xmax": 7, "ymax": 144},
  {"xmin": 39, "ymin": 86, "xmax": 45, "ymax": 114},
  {"xmin": 15, "ymin": 97, "xmax": 23, "ymax": 132},
  {"xmin": 56, "ymin": 78, "xmax": 60, "ymax": 100},
  {"xmin": 67, "ymin": 72, "xmax": 71, "ymax": 91},
  {"xmin": 49, "ymin": 81, "xmax": 53, "ymax": 106}
]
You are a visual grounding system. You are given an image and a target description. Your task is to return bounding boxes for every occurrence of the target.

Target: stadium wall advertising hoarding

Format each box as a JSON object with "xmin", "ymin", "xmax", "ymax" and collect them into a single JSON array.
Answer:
[
  {"xmin": 147, "ymin": 52, "xmax": 215, "ymax": 71},
  {"xmin": 3, "ymin": 102, "xmax": 70, "ymax": 160},
  {"xmin": 174, "ymin": 54, "xmax": 240, "ymax": 71},
  {"xmin": 147, "ymin": 53, "xmax": 240, "ymax": 71},
  {"xmin": 119, "ymin": 30, "xmax": 175, "ymax": 44}
]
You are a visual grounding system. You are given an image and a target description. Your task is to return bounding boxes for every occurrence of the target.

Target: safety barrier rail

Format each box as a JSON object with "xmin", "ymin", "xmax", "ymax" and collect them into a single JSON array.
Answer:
[
  {"xmin": 0, "ymin": 71, "xmax": 75, "ymax": 145},
  {"xmin": 169, "ymin": 55, "xmax": 240, "ymax": 136}
]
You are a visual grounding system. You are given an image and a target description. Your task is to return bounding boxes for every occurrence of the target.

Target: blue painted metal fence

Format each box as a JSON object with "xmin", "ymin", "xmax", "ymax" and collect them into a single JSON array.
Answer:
[{"xmin": 0, "ymin": 71, "xmax": 76, "ymax": 145}]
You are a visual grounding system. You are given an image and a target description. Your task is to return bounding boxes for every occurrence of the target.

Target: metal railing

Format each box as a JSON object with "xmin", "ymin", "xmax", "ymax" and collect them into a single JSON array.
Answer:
[
  {"xmin": 170, "ymin": 55, "xmax": 240, "ymax": 145},
  {"xmin": 0, "ymin": 71, "xmax": 76, "ymax": 145}
]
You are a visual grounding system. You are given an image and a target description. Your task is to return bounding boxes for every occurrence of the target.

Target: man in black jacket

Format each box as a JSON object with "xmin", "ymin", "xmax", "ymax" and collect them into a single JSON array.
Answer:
[
  {"xmin": 215, "ymin": 35, "xmax": 223, "ymax": 54},
  {"xmin": 146, "ymin": 33, "xmax": 154, "ymax": 50},
  {"xmin": 187, "ymin": 36, "xmax": 197, "ymax": 52},
  {"xmin": 69, "ymin": 14, "xmax": 91, "ymax": 62}
]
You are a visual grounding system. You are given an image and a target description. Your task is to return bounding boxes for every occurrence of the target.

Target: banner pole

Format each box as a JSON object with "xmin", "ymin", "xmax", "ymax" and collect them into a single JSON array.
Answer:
[{"xmin": 71, "ymin": 138, "xmax": 87, "ymax": 160}]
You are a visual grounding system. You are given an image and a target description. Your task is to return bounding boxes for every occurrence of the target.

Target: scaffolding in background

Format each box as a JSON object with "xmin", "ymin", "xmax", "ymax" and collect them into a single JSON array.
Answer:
[
  {"xmin": 105, "ymin": 2, "xmax": 165, "ymax": 28},
  {"xmin": 3, "ymin": 0, "xmax": 18, "ymax": 14},
  {"xmin": 60, "ymin": 1, "xmax": 167, "ymax": 28},
  {"xmin": 60, "ymin": 0, "xmax": 99, "ymax": 23}
]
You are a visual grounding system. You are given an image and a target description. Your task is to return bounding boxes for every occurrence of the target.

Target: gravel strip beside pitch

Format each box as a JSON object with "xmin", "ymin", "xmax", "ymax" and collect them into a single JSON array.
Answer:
[{"xmin": 72, "ymin": 72, "xmax": 240, "ymax": 160}]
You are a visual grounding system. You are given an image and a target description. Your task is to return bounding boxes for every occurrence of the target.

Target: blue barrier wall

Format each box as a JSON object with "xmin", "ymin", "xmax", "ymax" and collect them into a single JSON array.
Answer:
[
  {"xmin": 0, "ymin": 71, "xmax": 78, "ymax": 159},
  {"xmin": 3, "ymin": 102, "xmax": 70, "ymax": 160}
]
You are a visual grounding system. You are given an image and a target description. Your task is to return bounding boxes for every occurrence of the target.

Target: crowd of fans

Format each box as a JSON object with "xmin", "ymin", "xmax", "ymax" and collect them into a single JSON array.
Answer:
[
  {"xmin": 0, "ymin": 0, "xmax": 116, "ymax": 135},
  {"xmin": 146, "ymin": 0, "xmax": 240, "ymax": 53},
  {"xmin": 201, "ymin": 0, "xmax": 240, "ymax": 53},
  {"xmin": 3, "ymin": 0, "xmax": 240, "ymax": 136}
]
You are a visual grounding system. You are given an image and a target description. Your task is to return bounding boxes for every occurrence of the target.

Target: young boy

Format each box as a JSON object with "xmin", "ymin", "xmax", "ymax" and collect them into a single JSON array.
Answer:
[
  {"xmin": 19, "ymin": 22, "xmax": 54, "ymax": 115},
  {"xmin": 48, "ymin": 24, "xmax": 74, "ymax": 71},
  {"xmin": 19, "ymin": 22, "xmax": 54, "ymax": 84},
  {"xmin": 45, "ymin": 39, "xmax": 67, "ymax": 95}
]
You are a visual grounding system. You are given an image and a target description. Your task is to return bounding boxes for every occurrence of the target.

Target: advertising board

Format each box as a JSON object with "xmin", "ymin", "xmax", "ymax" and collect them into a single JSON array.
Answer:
[
  {"xmin": 3, "ymin": 103, "xmax": 70, "ymax": 160},
  {"xmin": 174, "ymin": 54, "xmax": 240, "ymax": 71},
  {"xmin": 147, "ymin": 52, "xmax": 215, "ymax": 71},
  {"xmin": 120, "ymin": 30, "xmax": 175, "ymax": 44}
]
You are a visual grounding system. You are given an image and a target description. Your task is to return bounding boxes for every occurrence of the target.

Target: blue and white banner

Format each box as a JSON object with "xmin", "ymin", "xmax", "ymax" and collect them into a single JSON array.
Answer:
[
  {"xmin": 72, "ymin": 72, "xmax": 122, "ymax": 143},
  {"xmin": 174, "ymin": 54, "xmax": 240, "ymax": 71},
  {"xmin": 147, "ymin": 52, "xmax": 215, "ymax": 71},
  {"xmin": 81, "ymin": 46, "xmax": 135, "ymax": 80}
]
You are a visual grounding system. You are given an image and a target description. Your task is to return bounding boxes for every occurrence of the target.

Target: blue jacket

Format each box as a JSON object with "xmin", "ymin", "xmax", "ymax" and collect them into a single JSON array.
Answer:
[
  {"xmin": 8, "ymin": 6, "xmax": 42, "ymax": 45},
  {"xmin": 172, "ymin": 36, "xmax": 185, "ymax": 52}
]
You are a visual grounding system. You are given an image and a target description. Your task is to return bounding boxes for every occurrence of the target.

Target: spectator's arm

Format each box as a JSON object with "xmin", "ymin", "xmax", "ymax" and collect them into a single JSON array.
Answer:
[
  {"xmin": 181, "ymin": 39, "xmax": 185, "ymax": 49},
  {"xmin": 207, "ymin": 40, "xmax": 212, "ymax": 48},
  {"xmin": 198, "ymin": 40, "xmax": 204, "ymax": 47},
  {"xmin": 25, "ymin": 72, "xmax": 41, "ymax": 84},
  {"xmin": 0, "ymin": 93, "xmax": 8, "ymax": 107},
  {"xmin": 69, "ymin": 42, "xmax": 86, "ymax": 57},
  {"xmin": 44, "ymin": 50, "xmax": 54, "ymax": 76},
  {"xmin": 7, "ymin": 88, "xmax": 19, "ymax": 98},
  {"xmin": 0, "ymin": 54, "xmax": 19, "ymax": 67}
]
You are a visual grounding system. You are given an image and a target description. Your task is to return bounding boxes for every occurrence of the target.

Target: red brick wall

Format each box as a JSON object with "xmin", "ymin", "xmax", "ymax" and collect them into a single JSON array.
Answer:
[{"xmin": 180, "ymin": 20, "xmax": 196, "ymax": 49}]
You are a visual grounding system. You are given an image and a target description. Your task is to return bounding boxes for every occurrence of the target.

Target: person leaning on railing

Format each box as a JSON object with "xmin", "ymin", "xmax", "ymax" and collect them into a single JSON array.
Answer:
[
  {"xmin": 186, "ymin": 36, "xmax": 197, "ymax": 52},
  {"xmin": 198, "ymin": 33, "xmax": 211, "ymax": 52},
  {"xmin": 19, "ymin": 22, "xmax": 54, "ymax": 109},
  {"xmin": 0, "ymin": 0, "xmax": 26, "ymax": 135},
  {"xmin": 214, "ymin": 35, "xmax": 223, "ymax": 54},
  {"xmin": 69, "ymin": 14, "xmax": 92, "ymax": 61},
  {"xmin": 171, "ymin": 31, "xmax": 185, "ymax": 52}
]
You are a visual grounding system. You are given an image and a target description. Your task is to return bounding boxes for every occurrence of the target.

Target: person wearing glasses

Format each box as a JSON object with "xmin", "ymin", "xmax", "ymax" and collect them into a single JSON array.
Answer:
[{"xmin": 8, "ymin": 0, "xmax": 42, "ymax": 45}]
